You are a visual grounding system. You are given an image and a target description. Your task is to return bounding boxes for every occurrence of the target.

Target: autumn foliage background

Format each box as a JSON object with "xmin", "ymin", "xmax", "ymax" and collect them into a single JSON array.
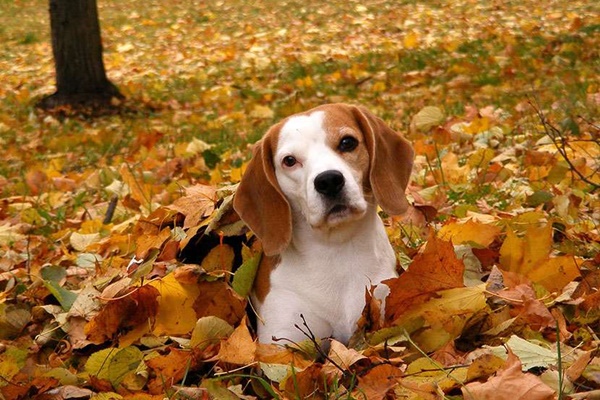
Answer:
[{"xmin": 0, "ymin": 0, "xmax": 599, "ymax": 399}]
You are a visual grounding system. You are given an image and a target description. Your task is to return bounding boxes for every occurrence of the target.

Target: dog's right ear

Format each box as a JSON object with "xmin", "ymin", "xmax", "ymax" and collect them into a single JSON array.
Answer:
[{"xmin": 233, "ymin": 128, "xmax": 292, "ymax": 256}]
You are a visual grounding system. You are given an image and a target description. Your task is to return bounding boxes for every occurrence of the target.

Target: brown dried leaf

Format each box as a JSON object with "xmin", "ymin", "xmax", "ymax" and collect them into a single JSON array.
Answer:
[
  {"xmin": 462, "ymin": 351, "xmax": 555, "ymax": 400},
  {"xmin": 355, "ymin": 364, "xmax": 403, "ymax": 400},
  {"xmin": 217, "ymin": 318, "xmax": 256, "ymax": 365},
  {"xmin": 85, "ymin": 285, "xmax": 159, "ymax": 344},
  {"xmin": 193, "ymin": 280, "xmax": 247, "ymax": 326},
  {"xmin": 283, "ymin": 364, "xmax": 324, "ymax": 399},
  {"xmin": 146, "ymin": 347, "xmax": 201, "ymax": 394},
  {"xmin": 385, "ymin": 232, "xmax": 465, "ymax": 322},
  {"xmin": 167, "ymin": 184, "xmax": 217, "ymax": 229}
]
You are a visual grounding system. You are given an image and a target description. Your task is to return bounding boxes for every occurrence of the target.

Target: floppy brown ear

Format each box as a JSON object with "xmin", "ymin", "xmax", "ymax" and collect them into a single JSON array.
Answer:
[
  {"xmin": 233, "ymin": 129, "xmax": 292, "ymax": 256},
  {"xmin": 352, "ymin": 105, "xmax": 414, "ymax": 215}
]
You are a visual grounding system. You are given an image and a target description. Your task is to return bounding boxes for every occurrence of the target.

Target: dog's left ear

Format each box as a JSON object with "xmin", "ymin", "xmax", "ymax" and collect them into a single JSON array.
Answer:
[
  {"xmin": 233, "ymin": 129, "xmax": 292, "ymax": 256},
  {"xmin": 352, "ymin": 105, "xmax": 414, "ymax": 215}
]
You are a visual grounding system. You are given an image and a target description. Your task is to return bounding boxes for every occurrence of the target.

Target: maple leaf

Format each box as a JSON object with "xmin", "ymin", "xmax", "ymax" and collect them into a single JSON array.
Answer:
[
  {"xmin": 149, "ymin": 272, "xmax": 202, "ymax": 336},
  {"xmin": 438, "ymin": 218, "xmax": 502, "ymax": 247},
  {"xmin": 385, "ymin": 232, "xmax": 465, "ymax": 322},
  {"xmin": 499, "ymin": 223, "xmax": 581, "ymax": 293}
]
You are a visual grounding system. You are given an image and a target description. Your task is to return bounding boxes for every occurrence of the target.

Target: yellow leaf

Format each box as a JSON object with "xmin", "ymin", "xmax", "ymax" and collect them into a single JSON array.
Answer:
[
  {"xmin": 392, "ymin": 284, "xmax": 487, "ymax": 352},
  {"xmin": 399, "ymin": 357, "xmax": 468, "ymax": 397},
  {"xmin": 210, "ymin": 168, "xmax": 223, "ymax": 186},
  {"xmin": 372, "ymin": 81, "xmax": 386, "ymax": 92},
  {"xmin": 230, "ymin": 166, "xmax": 243, "ymax": 183},
  {"xmin": 438, "ymin": 219, "xmax": 501, "ymax": 247},
  {"xmin": 186, "ymin": 138, "xmax": 213, "ymax": 155},
  {"xmin": 327, "ymin": 340, "xmax": 367, "ymax": 370},
  {"xmin": 403, "ymin": 32, "xmax": 419, "ymax": 49},
  {"xmin": 117, "ymin": 43, "xmax": 134, "ymax": 53},
  {"xmin": 500, "ymin": 222, "xmax": 561, "ymax": 280},
  {"xmin": 521, "ymin": 223, "xmax": 553, "ymax": 275},
  {"xmin": 250, "ymin": 105, "xmax": 274, "ymax": 119},
  {"xmin": 464, "ymin": 116, "xmax": 490, "ymax": 134},
  {"xmin": 498, "ymin": 229, "xmax": 521, "ymax": 275},
  {"xmin": 0, "ymin": 223, "xmax": 25, "ymax": 245},
  {"xmin": 526, "ymin": 256, "xmax": 580, "ymax": 293},
  {"xmin": 79, "ymin": 219, "xmax": 104, "ymax": 234},
  {"xmin": 119, "ymin": 164, "xmax": 150, "ymax": 206},
  {"xmin": 467, "ymin": 148, "xmax": 496, "ymax": 168},
  {"xmin": 70, "ymin": 232, "xmax": 101, "ymax": 252},
  {"xmin": 439, "ymin": 152, "xmax": 470, "ymax": 184},
  {"xmin": 150, "ymin": 273, "xmax": 200, "ymax": 336}
]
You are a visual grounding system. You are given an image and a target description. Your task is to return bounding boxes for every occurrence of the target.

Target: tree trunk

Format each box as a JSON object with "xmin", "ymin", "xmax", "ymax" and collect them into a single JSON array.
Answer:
[{"xmin": 38, "ymin": 0, "xmax": 123, "ymax": 110}]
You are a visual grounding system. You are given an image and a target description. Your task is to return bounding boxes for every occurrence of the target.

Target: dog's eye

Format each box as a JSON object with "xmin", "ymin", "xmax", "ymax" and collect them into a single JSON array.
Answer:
[
  {"xmin": 282, "ymin": 155, "xmax": 297, "ymax": 167},
  {"xmin": 338, "ymin": 136, "xmax": 359, "ymax": 152}
]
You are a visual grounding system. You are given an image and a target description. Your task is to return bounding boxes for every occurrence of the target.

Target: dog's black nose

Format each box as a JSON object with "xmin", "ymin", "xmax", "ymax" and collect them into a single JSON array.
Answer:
[{"xmin": 314, "ymin": 170, "xmax": 345, "ymax": 197}]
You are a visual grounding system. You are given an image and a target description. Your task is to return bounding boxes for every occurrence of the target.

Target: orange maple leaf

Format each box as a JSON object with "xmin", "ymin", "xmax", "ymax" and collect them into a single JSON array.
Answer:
[{"xmin": 385, "ymin": 232, "xmax": 465, "ymax": 322}]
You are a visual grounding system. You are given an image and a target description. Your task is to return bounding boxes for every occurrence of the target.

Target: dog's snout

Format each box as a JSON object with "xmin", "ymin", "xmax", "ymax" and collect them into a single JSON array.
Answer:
[{"xmin": 314, "ymin": 170, "xmax": 345, "ymax": 197}]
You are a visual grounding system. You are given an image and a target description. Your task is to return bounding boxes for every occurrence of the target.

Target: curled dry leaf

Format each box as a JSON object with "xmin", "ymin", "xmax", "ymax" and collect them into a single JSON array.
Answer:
[
  {"xmin": 85, "ymin": 285, "xmax": 159, "ymax": 344},
  {"xmin": 462, "ymin": 351, "xmax": 555, "ymax": 400}
]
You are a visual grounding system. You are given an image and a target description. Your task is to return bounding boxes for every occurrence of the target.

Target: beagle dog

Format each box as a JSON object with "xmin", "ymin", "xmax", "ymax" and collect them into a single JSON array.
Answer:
[{"xmin": 234, "ymin": 103, "xmax": 413, "ymax": 345}]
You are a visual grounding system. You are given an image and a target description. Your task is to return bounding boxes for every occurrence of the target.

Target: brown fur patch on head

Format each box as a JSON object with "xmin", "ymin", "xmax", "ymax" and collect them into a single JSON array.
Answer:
[{"xmin": 321, "ymin": 106, "xmax": 371, "ymax": 186}]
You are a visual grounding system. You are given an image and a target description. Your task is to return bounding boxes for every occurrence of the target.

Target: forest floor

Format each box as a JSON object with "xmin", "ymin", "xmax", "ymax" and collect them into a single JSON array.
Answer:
[{"xmin": 0, "ymin": 0, "xmax": 599, "ymax": 399}]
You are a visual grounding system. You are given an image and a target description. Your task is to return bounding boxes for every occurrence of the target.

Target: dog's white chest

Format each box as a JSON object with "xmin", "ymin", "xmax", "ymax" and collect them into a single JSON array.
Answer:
[{"xmin": 255, "ymin": 212, "xmax": 396, "ymax": 344}]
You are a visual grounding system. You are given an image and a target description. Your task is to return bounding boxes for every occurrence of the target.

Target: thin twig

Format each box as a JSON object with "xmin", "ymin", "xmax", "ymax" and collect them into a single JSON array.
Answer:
[
  {"xmin": 529, "ymin": 98, "xmax": 600, "ymax": 191},
  {"xmin": 293, "ymin": 314, "xmax": 347, "ymax": 375}
]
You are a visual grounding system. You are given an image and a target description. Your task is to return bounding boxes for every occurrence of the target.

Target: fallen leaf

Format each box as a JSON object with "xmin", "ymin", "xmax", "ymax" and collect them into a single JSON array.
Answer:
[
  {"xmin": 485, "ymin": 335, "xmax": 559, "ymax": 370},
  {"xmin": 355, "ymin": 364, "xmax": 403, "ymax": 400},
  {"xmin": 146, "ymin": 347, "xmax": 200, "ymax": 394},
  {"xmin": 193, "ymin": 280, "xmax": 247, "ymax": 326},
  {"xmin": 438, "ymin": 218, "xmax": 501, "ymax": 247},
  {"xmin": 462, "ymin": 350, "xmax": 555, "ymax": 400},
  {"xmin": 190, "ymin": 316, "xmax": 234, "ymax": 350},
  {"xmin": 150, "ymin": 273, "xmax": 201, "ymax": 336},
  {"xmin": 412, "ymin": 106, "xmax": 445, "ymax": 131},
  {"xmin": 385, "ymin": 232, "xmax": 465, "ymax": 322},
  {"xmin": 217, "ymin": 318, "xmax": 256, "ymax": 365},
  {"xmin": 327, "ymin": 340, "xmax": 366, "ymax": 370},
  {"xmin": 85, "ymin": 285, "xmax": 159, "ymax": 344}
]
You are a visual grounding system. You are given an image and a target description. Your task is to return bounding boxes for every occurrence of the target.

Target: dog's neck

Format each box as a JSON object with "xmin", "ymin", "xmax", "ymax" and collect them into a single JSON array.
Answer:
[{"xmin": 288, "ymin": 204, "xmax": 385, "ymax": 254}]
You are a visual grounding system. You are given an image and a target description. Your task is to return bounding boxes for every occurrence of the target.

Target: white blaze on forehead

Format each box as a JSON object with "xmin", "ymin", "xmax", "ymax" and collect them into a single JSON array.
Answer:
[{"xmin": 276, "ymin": 111, "xmax": 326, "ymax": 155}]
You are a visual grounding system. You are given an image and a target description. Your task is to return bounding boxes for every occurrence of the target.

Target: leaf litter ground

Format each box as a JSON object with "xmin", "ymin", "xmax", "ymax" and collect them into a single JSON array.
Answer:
[{"xmin": 0, "ymin": 0, "xmax": 599, "ymax": 399}]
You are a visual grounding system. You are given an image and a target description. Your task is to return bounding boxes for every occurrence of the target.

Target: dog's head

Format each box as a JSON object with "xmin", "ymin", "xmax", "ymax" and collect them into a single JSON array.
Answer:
[{"xmin": 233, "ymin": 103, "xmax": 414, "ymax": 256}]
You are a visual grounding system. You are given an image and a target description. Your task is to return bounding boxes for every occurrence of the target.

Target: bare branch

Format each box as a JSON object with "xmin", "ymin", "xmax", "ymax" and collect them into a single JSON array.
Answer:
[
  {"xmin": 529, "ymin": 98, "xmax": 600, "ymax": 191},
  {"xmin": 294, "ymin": 314, "xmax": 348, "ymax": 375}
]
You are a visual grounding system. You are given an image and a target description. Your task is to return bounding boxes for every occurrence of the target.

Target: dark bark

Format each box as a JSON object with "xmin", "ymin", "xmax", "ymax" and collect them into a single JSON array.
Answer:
[{"xmin": 38, "ymin": 0, "xmax": 123, "ymax": 110}]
